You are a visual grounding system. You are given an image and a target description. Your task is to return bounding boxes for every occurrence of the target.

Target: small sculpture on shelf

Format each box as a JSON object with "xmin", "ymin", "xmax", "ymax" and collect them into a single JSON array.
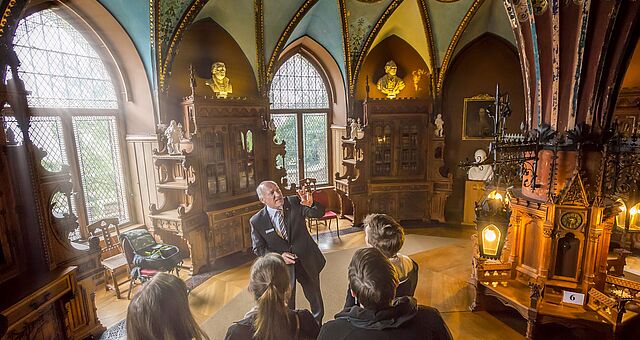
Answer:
[
  {"xmin": 376, "ymin": 60, "xmax": 405, "ymax": 99},
  {"xmin": 165, "ymin": 120, "xmax": 183, "ymax": 155},
  {"xmin": 468, "ymin": 149, "xmax": 493, "ymax": 181},
  {"xmin": 434, "ymin": 113, "xmax": 444, "ymax": 138},
  {"xmin": 349, "ymin": 118, "xmax": 364, "ymax": 140},
  {"xmin": 205, "ymin": 62, "xmax": 232, "ymax": 98}
]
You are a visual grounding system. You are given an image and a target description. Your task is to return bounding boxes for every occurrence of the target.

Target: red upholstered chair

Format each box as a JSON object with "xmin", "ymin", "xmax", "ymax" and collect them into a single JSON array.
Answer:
[{"xmin": 309, "ymin": 188, "xmax": 341, "ymax": 240}]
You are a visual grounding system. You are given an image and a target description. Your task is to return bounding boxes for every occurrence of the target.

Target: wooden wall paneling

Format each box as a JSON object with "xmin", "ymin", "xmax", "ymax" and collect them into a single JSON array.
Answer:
[{"xmin": 126, "ymin": 136, "xmax": 161, "ymax": 228}]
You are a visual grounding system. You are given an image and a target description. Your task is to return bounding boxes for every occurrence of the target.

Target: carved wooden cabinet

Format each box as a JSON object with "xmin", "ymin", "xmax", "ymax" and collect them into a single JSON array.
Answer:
[
  {"xmin": 1, "ymin": 78, "xmax": 103, "ymax": 339},
  {"xmin": 149, "ymin": 95, "xmax": 278, "ymax": 274},
  {"xmin": 336, "ymin": 98, "xmax": 452, "ymax": 223}
]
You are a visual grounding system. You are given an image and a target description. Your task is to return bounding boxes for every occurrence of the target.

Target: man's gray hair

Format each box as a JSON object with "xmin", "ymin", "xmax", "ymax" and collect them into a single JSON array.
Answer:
[{"xmin": 255, "ymin": 180, "xmax": 277, "ymax": 200}]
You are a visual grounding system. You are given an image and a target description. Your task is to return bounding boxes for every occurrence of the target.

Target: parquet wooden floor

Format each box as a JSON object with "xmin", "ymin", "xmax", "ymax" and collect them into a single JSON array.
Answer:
[{"xmin": 93, "ymin": 222, "xmax": 531, "ymax": 339}]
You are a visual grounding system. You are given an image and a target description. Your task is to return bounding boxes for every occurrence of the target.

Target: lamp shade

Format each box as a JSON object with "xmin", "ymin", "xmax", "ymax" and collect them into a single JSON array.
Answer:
[{"xmin": 475, "ymin": 190, "xmax": 512, "ymax": 259}]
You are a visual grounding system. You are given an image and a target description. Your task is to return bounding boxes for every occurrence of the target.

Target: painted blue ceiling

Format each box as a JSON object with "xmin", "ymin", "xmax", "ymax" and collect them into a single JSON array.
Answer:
[
  {"xmin": 286, "ymin": 0, "xmax": 346, "ymax": 84},
  {"xmin": 264, "ymin": 0, "xmax": 306, "ymax": 63},
  {"xmin": 98, "ymin": 0, "xmax": 152, "ymax": 84}
]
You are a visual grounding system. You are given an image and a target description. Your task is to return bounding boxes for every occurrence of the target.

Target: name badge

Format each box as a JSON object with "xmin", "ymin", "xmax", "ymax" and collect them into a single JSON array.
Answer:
[{"xmin": 265, "ymin": 228, "xmax": 275, "ymax": 234}]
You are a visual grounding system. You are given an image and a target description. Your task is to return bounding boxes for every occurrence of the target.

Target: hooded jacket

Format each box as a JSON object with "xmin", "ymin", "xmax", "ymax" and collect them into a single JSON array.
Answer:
[{"xmin": 318, "ymin": 297, "xmax": 452, "ymax": 340}]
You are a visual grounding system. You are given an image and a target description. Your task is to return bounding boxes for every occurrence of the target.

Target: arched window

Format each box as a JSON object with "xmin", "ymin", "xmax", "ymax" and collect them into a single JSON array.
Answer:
[
  {"xmin": 269, "ymin": 53, "xmax": 330, "ymax": 185},
  {"xmin": 3, "ymin": 8, "xmax": 129, "ymax": 240}
]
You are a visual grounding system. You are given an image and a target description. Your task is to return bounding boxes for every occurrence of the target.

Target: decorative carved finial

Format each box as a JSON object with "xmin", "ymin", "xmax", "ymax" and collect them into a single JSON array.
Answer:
[{"xmin": 189, "ymin": 64, "xmax": 196, "ymax": 96}]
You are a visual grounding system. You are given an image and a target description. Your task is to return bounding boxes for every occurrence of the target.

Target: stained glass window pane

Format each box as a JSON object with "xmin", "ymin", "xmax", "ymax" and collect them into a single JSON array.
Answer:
[
  {"xmin": 269, "ymin": 54, "xmax": 329, "ymax": 110},
  {"xmin": 73, "ymin": 116, "xmax": 128, "ymax": 224},
  {"xmin": 11, "ymin": 9, "xmax": 118, "ymax": 109},
  {"xmin": 302, "ymin": 113, "xmax": 328, "ymax": 184},
  {"xmin": 272, "ymin": 114, "xmax": 299, "ymax": 185}
]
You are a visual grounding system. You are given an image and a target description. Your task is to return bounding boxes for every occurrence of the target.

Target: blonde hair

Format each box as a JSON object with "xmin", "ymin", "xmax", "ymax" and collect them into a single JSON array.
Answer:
[
  {"xmin": 249, "ymin": 253, "xmax": 292, "ymax": 340},
  {"xmin": 126, "ymin": 273, "xmax": 208, "ymax": 340}
]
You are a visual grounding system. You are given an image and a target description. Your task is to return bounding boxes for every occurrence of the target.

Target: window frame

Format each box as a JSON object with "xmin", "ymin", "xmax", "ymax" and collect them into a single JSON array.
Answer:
[
  {"xmin": 11, "ymin": 5, "xmax": 133, "ymax": 239},
  {"xmin": 269, "ymin": 48, "xmax": 334, "ymax": 186}
]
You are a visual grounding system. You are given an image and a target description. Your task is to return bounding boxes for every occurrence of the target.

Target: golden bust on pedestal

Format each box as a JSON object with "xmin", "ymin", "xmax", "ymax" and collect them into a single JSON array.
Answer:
[
  {"xmin": 376, "ymin": 60, "xmax": 405, "ymax": 99},
  {"xmin": 205, "ymin": 62, "xmax": 232, "ymax": 98}
]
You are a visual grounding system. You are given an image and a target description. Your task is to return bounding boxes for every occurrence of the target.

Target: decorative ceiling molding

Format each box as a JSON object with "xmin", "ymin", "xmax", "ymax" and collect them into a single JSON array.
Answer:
[
  {"xmin": 567, "ymin": 0, "xmax": 591, "ymax": 129},
  {"xmin": 266, "ymin": 0, "xmax": 318, "ymax": 82},
  {"xmin": 351, "ymin": 0, "xmax": 403, "ymax": 95},
  {"xmin": 504, "ymin": 0, "xmax": 533, "ymax": 129},
  {"xmin": 255, "ymin": 0, "xmax": 265, "ymax": 95},
  {"xmin": 436, "ymin": 0, "xmax": 484, "ymax": 96},
  {"xmin": 0, "ymin": 0, "xmax": 23, "ymax": 41},
  {"xmin": 523, "ymin": 0, "xmax": 543, "ymax": 128},
  {"xmin": 417, "ymin": 0, "xmax": 437, "ymax": 89},
  {"xmin": 153, "ymin": 0, "xmax": 208, "ymax": 93},
  {"xmin": 592, "ymin": 1, "xmax": 622, "ymax": 130},
  {"xmin": 550, "ymin": 0, "xmax": 559, "ymax": 130},
  {"xmin": 338, "ymin": 0, "xmax": 353, "ymax": 95}
]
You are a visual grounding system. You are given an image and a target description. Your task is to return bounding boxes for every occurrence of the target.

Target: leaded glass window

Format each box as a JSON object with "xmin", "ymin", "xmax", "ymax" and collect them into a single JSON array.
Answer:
[
  {"xmin": 2, "ymin": 8, "xmax": 129, "ymax": 240},
  {"xmin": 269, "ymin": 53, "xmax": 330, "ymax": 185},
  {"xmin": 11, "ymin": 9, "xmax": 118, "ymax": 109}
]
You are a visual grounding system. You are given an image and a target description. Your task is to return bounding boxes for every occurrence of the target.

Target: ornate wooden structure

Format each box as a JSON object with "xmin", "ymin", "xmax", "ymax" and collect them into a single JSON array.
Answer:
[
  {"xmin": 459, "ymin": 1, "xmax": 640, "ymax": 337},
  {"xmin": 149, "ymin": 74, "xmax": 285, "ymax": 274},
  {"xmin": 335, "ymin": 98, "xmax": 452, "ymax": 224},
  {"xmin": 0, "ymin": 45, "xmax": 103, "ymax": 339}
]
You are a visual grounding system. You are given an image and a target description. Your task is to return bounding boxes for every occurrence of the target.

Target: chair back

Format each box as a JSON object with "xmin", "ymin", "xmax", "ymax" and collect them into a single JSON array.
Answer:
[
  {"xmin": 312, "ymin": 190, "xmax": 330, "ymax": 208},
  {"xmin": 86, "ymin": 218, "xmax": 121, "ymax": 257},
  {"xmin": 299, "ymin": 178, "xmax": 317, "ymax": 192}
]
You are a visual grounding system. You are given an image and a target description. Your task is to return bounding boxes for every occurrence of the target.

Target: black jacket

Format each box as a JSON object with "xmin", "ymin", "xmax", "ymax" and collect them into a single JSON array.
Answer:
[
  {"xmin": 250, "ymin": 196, "xmax": 326, "ymax": 276},
  {"xmin": 344, "ymin": 259, "xmax": 419, "ymax": 309},
  {"xmin": 318, "ymin": 297, "xmax": 452, "ymax": 340},
  {"xmin": 224, "ymin": 309, "xmax": 320, "ymax": 340}
]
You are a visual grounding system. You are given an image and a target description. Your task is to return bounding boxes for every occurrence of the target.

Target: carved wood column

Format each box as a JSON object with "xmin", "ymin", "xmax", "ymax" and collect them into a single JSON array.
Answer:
[
  {"xmin": 538, "ymin": 212, "xmax": 555, "ymax": 279},
  {"xmin": 503, "ymin": 0, "xmax": 640, "ymax": 133},
  {"xmin": 508, "ymin": 211, "xmax": 522, "ymax": 267}
]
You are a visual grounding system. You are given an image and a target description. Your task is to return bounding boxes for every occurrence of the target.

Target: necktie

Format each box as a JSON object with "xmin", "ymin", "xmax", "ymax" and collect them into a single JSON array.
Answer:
[{"xmin": 275, "ymin": 209, "xmax": 288, "ymax": 241}]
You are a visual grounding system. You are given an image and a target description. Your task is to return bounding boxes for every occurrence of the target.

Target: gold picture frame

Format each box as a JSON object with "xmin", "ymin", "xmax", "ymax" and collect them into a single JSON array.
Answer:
[{"xmin": 462, "ymin": 94, "xmax": 495, "ymax": 140}]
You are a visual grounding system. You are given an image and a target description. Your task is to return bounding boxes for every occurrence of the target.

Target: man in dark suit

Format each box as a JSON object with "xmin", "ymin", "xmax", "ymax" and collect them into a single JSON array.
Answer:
[{"xmin": 250, "ymin": 180, "xmax": 326, "ymax": 324}]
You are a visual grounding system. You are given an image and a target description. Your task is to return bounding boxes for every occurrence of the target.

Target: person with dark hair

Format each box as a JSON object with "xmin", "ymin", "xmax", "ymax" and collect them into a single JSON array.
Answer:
[
  {"xmin": 319, "ymin": 248, "xmax": 452, "ymax": 340},
  {"xmin": 126, "ymin": 273, "xmax": 209, "ymax": 340},
  {"xmin": 250, "ymin": 180, "xmax": 326, "ymax": 324},
  {"xmin": 344, "ymin": 213, "xmax": 419, "ymax": 308},
  {"xmin": 225, "ymin": 253, "xmax": 320, "ymax": 340}
]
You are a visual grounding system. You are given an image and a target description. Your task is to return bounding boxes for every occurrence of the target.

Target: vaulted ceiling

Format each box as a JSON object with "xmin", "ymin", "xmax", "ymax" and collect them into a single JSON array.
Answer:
[{"xmin": 177, "ymin": 0, "xmax": 515, "ymax": 92}]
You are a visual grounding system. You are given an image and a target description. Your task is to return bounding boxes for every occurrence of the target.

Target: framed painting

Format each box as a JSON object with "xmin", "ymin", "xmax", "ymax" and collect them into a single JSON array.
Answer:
[{"xmin": 462, "ymin": 94, "xmax": 496, "ymax": 140}]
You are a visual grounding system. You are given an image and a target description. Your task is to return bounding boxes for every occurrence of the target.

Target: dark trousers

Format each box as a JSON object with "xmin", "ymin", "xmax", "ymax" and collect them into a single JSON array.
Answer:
[{"xmin": 287, "ymin": 262, "xmax": 324, "ymax": 325}]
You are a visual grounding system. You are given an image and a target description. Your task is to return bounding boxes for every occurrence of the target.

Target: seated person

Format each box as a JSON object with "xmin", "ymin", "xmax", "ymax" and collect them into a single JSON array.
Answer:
[
  {"xmin": 319, "ymin": 248, "xmax": 452, "ymax": 340},
  {"xmin": 344, "ymin": 213, "xmax": 418, "ymax": 308},
  {"xmin": 126, "ymin": 272, "xmax": 209, "ymax": 340},
  {"xmin": 225, "ymin": 253, "xmax": 320, "ymax": 340}
]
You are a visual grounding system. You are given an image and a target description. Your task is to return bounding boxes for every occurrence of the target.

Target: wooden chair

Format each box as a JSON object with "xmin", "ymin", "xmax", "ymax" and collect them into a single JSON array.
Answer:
[
  {"xmin": 309, "ymin": 188, "xmax": 341, "ymax": 240},
  {"xmin": 87, "ymin": 218, "xmax": 129, "ymax": 299}
]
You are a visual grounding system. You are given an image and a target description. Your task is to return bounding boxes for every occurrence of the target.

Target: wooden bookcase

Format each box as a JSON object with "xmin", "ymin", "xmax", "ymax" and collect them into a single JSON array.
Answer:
[
  {"xmin": 150, "ymin": 95, "xmax": 284, "ymax": 274},
  {"xmin": 336, "ymin": 98, "xmax": 452, "ymax": 223}
]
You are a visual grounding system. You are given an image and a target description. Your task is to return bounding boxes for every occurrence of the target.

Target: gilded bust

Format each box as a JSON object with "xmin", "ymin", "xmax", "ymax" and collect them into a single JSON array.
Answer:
[
  {"xmin": 205, "ymin": 62, "xmax": 232, "ymax": 98},
  {"xmin": 376, "ymin": 60, "xmax": 405, "ymax": 99}
]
